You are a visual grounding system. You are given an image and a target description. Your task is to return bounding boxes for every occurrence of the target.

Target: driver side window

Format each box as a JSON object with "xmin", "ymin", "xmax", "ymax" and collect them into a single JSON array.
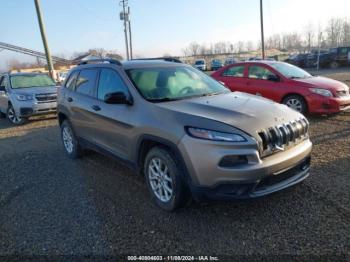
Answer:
[
  {"xmin": 97, "ymin": 68, "xmax": 129, "ymax": 101},
  {"xmin": 248, "ymin": 66, "xmax": 276, "ymax": 80}
]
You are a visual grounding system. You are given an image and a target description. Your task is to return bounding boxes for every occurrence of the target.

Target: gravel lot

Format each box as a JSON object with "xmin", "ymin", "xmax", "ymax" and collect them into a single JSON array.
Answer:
[{"xmin": 0, "ymin": 71, "xmax": 349, "ymax": 260}]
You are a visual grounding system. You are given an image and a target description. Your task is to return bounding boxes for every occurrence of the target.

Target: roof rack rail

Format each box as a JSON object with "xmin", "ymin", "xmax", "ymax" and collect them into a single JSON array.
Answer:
[
  {"xmin": 78, "ymin": 58, "xmax": 122, "ymax": 66},
  {"xmin": 131, "ymin": 57, "xmax": 182, "ymax": 63}
]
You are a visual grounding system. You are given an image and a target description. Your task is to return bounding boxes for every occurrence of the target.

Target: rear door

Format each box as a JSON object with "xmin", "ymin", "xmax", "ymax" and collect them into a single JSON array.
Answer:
[
  {"xmin": 246, "ymin": 65, "xmax": 281, "ymax": 101},
  {"xmin": 215, "ymin": 64, "xmax": 247, "ymax": 92},
  {"xmin": 65, "ymin": 68, "xmax": 100, "ymax": 142},
  {"xmin": 92, "ymin": 68, "xmax": 133, "ymax": 159}
]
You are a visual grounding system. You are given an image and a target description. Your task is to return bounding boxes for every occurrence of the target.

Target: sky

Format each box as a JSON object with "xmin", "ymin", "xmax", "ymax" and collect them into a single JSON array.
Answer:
[{"xmin": 1, "ymin": 0, "xmax": 350, "ymax": 70}]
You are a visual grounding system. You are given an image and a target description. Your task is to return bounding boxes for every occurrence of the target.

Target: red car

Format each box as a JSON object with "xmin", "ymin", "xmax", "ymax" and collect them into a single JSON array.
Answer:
[{"xmin": 211, "ymin": 61, "xmax": 350, "ymax": 114}]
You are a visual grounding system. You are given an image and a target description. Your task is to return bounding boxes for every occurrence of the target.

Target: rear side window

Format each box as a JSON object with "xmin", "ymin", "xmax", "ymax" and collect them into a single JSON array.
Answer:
[
  {"xmin": 222, "ymin": 66, "xmax": 245, "ymax": 77},
  {"xmin": 75, "ymin": 69, "xmax": 98, "ymax": 97},
  {"xmin": 65, "ymin": 71, "xmax": 79, "ymax": 90},
  {"xmin": 97, "ymin": 69, "xmax": 129, "ymax": 100}
]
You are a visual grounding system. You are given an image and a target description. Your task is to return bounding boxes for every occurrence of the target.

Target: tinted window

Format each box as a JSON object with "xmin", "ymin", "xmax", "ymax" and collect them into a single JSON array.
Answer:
[
  {"xmin": 97, "ymin": 69, "xmax": 129, "ymax": 100},
  {"xmin": 222, "ymin": 66, "xmax": 245, "ymax": 77},
  {"xmin": 248, "ymin": 66, "xmax": 276, "ymax": 80},
  {"xmin": 0, "ymin": 76, "xmax": 6, "ymax": 88},
  {"xmin": 65, "ymin": 71, "xmax": 79, "ymax": 90},
  {"xmin": 75, "ymin": 69, "xmax": 98, "ymax": 96}
]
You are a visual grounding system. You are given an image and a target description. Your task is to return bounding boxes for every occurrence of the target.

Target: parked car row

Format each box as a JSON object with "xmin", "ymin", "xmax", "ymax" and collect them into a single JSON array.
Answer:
[
  {"xmin": 285, "ymin": 46, "xmax": 350, "ymax": 69},
  {"xmin": 194, "ymin": 57, "xmax": 238, "ymax": 71}
]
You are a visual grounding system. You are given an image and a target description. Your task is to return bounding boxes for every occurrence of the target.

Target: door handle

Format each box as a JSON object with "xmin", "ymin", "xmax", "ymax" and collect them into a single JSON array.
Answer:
[
  {"xmin": 91, "ymin": 105, "xmax": 101, "ymax": 111},
  {"xmin": 67, "ymin": 97, "xmax": 73, "ymax": 102}
]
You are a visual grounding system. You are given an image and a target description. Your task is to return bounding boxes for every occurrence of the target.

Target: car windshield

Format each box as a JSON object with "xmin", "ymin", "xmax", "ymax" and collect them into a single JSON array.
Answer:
[
  {"xmin": 10, "ymin": 74, "xmax": 56, "ymax": 89},
  {"xmin": 270, "ymin": 62, "xmax": 311, "ymax": 79},
  {"xmin": 195, "ymin": 60, "xmax": 204, "ymax": 65},
  {"xmin": 126, "ymin": 66, "xmax": 229, "ymax": 102}
]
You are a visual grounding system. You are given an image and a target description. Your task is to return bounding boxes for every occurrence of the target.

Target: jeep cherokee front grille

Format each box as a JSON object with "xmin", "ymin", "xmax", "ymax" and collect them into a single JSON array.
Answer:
[{"xmin": 258, "ymin": 118, "xmax": 309, "ymax": 157}]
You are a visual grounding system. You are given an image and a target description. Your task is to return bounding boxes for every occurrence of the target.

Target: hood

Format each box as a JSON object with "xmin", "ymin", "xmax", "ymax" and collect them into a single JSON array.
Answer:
[
  {"xmin": 293, "ymin": 76, "xmax": 348, "ymax": 93},
  {"xmin": 11, "ymin": 86, "xmax": 57, "ymax": 95},
  {"xmin": 156, "ymin": 92, "xmax": 303, "ymax": 136}
]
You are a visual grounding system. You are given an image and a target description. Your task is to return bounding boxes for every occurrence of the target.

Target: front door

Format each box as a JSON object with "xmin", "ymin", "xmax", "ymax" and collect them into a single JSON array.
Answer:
[
  {"xmin": 215, "ymin": 65, "xmax": 248, "ymax": 92},
  {"xmin": 92, "ymin": 68, "xmax": 134, "ymax": 160},
  {"xmin": 246, "ymin": 65, "xmax": 281, "ymax": 101}
]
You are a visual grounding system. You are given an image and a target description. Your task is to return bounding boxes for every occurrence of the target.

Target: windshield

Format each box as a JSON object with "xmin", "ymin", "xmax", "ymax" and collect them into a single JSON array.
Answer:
[
  {"xmin": 126, "ymin": 66, "xmax": 229, "ymax": 102},
  {"xmin": 270, "ymin": 62, "xmax": 311, "ymax": 79},
  {"xmin": 195, "ymin": 60, "xmax": 204, "ymax": 65},
  {"xmin": 10, "ymin": 74, "xmax": 56, "ymax": 89}
]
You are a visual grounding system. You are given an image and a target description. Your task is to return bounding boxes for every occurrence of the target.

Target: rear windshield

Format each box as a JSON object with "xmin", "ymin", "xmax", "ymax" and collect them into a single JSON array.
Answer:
[{"xmin": 10, "ymin": 74, "xmax": 55, "ymax": 89}]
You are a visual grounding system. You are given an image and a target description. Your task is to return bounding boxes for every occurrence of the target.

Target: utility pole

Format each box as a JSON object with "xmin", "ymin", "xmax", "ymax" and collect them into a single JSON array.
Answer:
[
  {"xmin": 260, "ymin": 0, "xmax": 265, "ymax": 60},
  {"xmin": 128, "ymin": 6, "xmax": 133, "ymax": 59},
  {"xmin": 34, "ymin": 0, "xmax": 55, "ymax": 78},
  {"xmin": 121, "ymin": 0, "xmax": 130, "ymax": 60}
]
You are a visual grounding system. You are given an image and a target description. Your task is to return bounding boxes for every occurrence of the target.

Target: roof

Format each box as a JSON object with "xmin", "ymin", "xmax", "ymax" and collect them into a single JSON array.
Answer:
[
  {"xmin": 6, "ymin": 72, "xmax": 48, "ymax": 76},
  {"xmin": 122, "ymin": 60, "xmax": 183, "ymax": 70}
]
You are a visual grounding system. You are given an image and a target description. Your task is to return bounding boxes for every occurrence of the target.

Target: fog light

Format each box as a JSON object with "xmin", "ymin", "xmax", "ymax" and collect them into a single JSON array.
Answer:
[{"xmin": 219, "ymin": 155, "xmax": 248, "ymax": 168}]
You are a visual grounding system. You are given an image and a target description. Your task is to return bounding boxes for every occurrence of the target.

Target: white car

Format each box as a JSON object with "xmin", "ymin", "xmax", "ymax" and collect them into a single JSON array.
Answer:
[{"xmin": 194, "ymin": 59, "xmax": 207, "ymax": 71}]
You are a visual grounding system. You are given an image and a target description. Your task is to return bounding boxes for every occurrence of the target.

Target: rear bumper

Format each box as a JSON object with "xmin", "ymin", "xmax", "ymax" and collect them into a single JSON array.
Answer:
[
  {"xmin": 190, "ymin": 156, "xmax": 310, "ymax": 201},
  {"xmin": 307, "ymin": 95, "xmax": 350, "ymax": 114}
]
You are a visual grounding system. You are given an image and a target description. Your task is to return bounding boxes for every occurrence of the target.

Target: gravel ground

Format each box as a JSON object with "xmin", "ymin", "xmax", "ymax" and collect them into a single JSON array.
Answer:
[{"xmin": 0, "ymin": 72, "xmax": 349, "ymax": 261}]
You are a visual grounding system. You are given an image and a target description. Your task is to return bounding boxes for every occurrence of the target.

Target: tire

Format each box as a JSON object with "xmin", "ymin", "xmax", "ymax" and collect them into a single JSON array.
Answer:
[
  {"xmin": 60, "ymin": 120, "xmax": 83, "ymax": 159},
  {"xmin": 330, "ymin": 61, "xmax": 339, "ymax": 69},
  {"xmin": 144, "ymin": 147, "xmax": 190, "ymax": 211},
  {"xmin": 282, "ymin": 95, "xmax": 308, "ymax": 115},
  {"xmin": 7, "ymin": 105, "xmax": 27, "ymax": 125}
]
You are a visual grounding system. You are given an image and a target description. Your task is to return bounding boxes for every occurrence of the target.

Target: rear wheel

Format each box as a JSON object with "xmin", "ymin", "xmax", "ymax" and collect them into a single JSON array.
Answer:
[
  {"xmin": 282, "ymin": 95, "xmax": 307, "ymax": 115},
  {"xmin": 7, "ymin": 105, "xmax": 27, "ymax": 125},
  {"xmin": 60, "ymin": 120, "xmax": 83, "ymax": 159},
  {"xmin": 144, "ymin": 147, "xmax": 190, "ymax": 211}
]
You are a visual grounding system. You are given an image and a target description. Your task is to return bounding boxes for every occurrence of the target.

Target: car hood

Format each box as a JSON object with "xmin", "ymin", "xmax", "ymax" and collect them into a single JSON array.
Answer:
[
  {"xmin": 293, "ymin": 76, "xmax": 348, "ymax": 92},
  {"xmin": 156, "ymin": 92, "xmax": 303, "ymax": 136}
]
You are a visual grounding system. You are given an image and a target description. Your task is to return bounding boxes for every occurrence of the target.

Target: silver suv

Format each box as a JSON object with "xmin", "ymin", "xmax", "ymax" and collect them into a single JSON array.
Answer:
[
  {"xmin": 0, "ymin": 73, "xmax": 57, "ymax": 125},
  {"xmin": 58, "ymin": 58, "xmax": 312, "ymax": 211}
]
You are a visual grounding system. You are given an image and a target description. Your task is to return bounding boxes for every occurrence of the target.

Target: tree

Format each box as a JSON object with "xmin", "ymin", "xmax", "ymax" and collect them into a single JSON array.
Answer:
[
  {"xmin": 304, "ymin": 23, "xmax": 315, "ymax": 52},
  {"xmin": 326, "ymin": 18, "xmax": 343, "ymax": 47}
]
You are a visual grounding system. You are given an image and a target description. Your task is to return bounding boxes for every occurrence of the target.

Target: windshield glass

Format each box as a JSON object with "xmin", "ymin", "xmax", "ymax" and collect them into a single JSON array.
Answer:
[
  {"xmin": 270, "ymin": 62, "xmax": 311, "ymax": 79},
  {"xmin": 10, "ymin": 74, "xmax": 56, "ymax": 89},
  {"xmin": 195, "ymin": 60, "xmax": 204, "ymax": 65},
  {"xmin": 126, "ymin": 66, "xmax": 229, "ymax": 102}
]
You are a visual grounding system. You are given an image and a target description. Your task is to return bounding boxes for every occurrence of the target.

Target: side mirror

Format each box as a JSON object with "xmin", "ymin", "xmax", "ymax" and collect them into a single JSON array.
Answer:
[
  {"xmin": 267, "ymin": 75, "xmax": 280, "ymax": 82},
  {"xmin": 104, "ymin": 92, "xmax": 133, "ymax": 105}
]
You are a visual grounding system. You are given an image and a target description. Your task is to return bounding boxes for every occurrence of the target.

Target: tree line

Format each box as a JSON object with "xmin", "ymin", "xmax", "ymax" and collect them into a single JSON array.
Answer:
[{"xmin": 182, "ymin": 17, "xmax": 350, "ymax": 56}]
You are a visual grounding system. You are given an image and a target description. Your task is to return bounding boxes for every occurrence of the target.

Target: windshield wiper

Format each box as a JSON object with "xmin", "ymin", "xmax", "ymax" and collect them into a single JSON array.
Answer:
[{"xmin": 147, "ymin": 97, "xmax": 180, "ymax": 102}]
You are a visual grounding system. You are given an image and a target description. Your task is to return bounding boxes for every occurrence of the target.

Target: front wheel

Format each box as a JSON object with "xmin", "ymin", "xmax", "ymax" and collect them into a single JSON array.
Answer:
[
  {"xmin": 7, "ymin": 105, "xmax": 27, "ymax": 125},
  {"xmin": 144, "ymin": 147, "xmax": 190, "ymax": 211},
  {"xmin": 282, "ymin": 95, "xmax": 308, "ymax": 115},
  {"xmin": 330, "ymin": 61, "xmax": 339, "ymax": 69}
]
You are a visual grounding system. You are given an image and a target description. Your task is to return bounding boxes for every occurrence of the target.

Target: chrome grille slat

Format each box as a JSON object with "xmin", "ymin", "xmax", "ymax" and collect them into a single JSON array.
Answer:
[{"xmin": 258, "ymin": 118, "xmax": 309, "ymax": 157}]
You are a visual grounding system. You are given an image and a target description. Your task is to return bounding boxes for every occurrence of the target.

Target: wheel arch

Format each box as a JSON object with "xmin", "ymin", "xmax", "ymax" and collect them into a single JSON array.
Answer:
[
  {"xmin": 136, "ymin": 135, "xmax": 192, "ymax": 184},
  {"xmin": 281, "ymin": 93, "xmax": 309, "ymax": 113}
]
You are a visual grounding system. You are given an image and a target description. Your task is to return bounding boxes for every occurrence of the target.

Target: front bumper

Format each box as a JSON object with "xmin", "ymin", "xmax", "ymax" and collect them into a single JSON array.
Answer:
[
  {"xmin": 190, "ymin": 156, "xmax": 310, "ymax": 201},
  {"xmin": 14, "ymin": 101, "xmax": 57, "ymax": 117},
  {"xmin": 307, "ymin": 94, "xmax": 350, "ymax": 114}
]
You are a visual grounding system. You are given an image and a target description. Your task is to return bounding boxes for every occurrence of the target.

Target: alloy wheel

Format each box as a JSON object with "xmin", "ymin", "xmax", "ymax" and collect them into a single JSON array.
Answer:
[
  {"xmin": 62, "ymin": 126, "xmax": 74, "ymax": 154},
  {"xmin": 8, "ymin": 107, "xmax": 23, "ymax": 124},
  {"xmin": 286, "ymin": 98, "xmax": 302, "ymax": 112},
  {"xmin": 148, "ymin": 157, "xmax": 174, "ymax": 203}
]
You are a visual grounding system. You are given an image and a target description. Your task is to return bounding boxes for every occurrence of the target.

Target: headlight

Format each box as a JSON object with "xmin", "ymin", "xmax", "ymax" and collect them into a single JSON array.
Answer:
[
  {"xmin": 309, "ymin": 88, "xmax": 333, "ymax": 97},
  {"xmin": 16, "ymin": 94, "xmax": 34, "ymax": 101},
  {"xmin": 186, "ymin": 127, "xmax": 247, "ymax": 142}
]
